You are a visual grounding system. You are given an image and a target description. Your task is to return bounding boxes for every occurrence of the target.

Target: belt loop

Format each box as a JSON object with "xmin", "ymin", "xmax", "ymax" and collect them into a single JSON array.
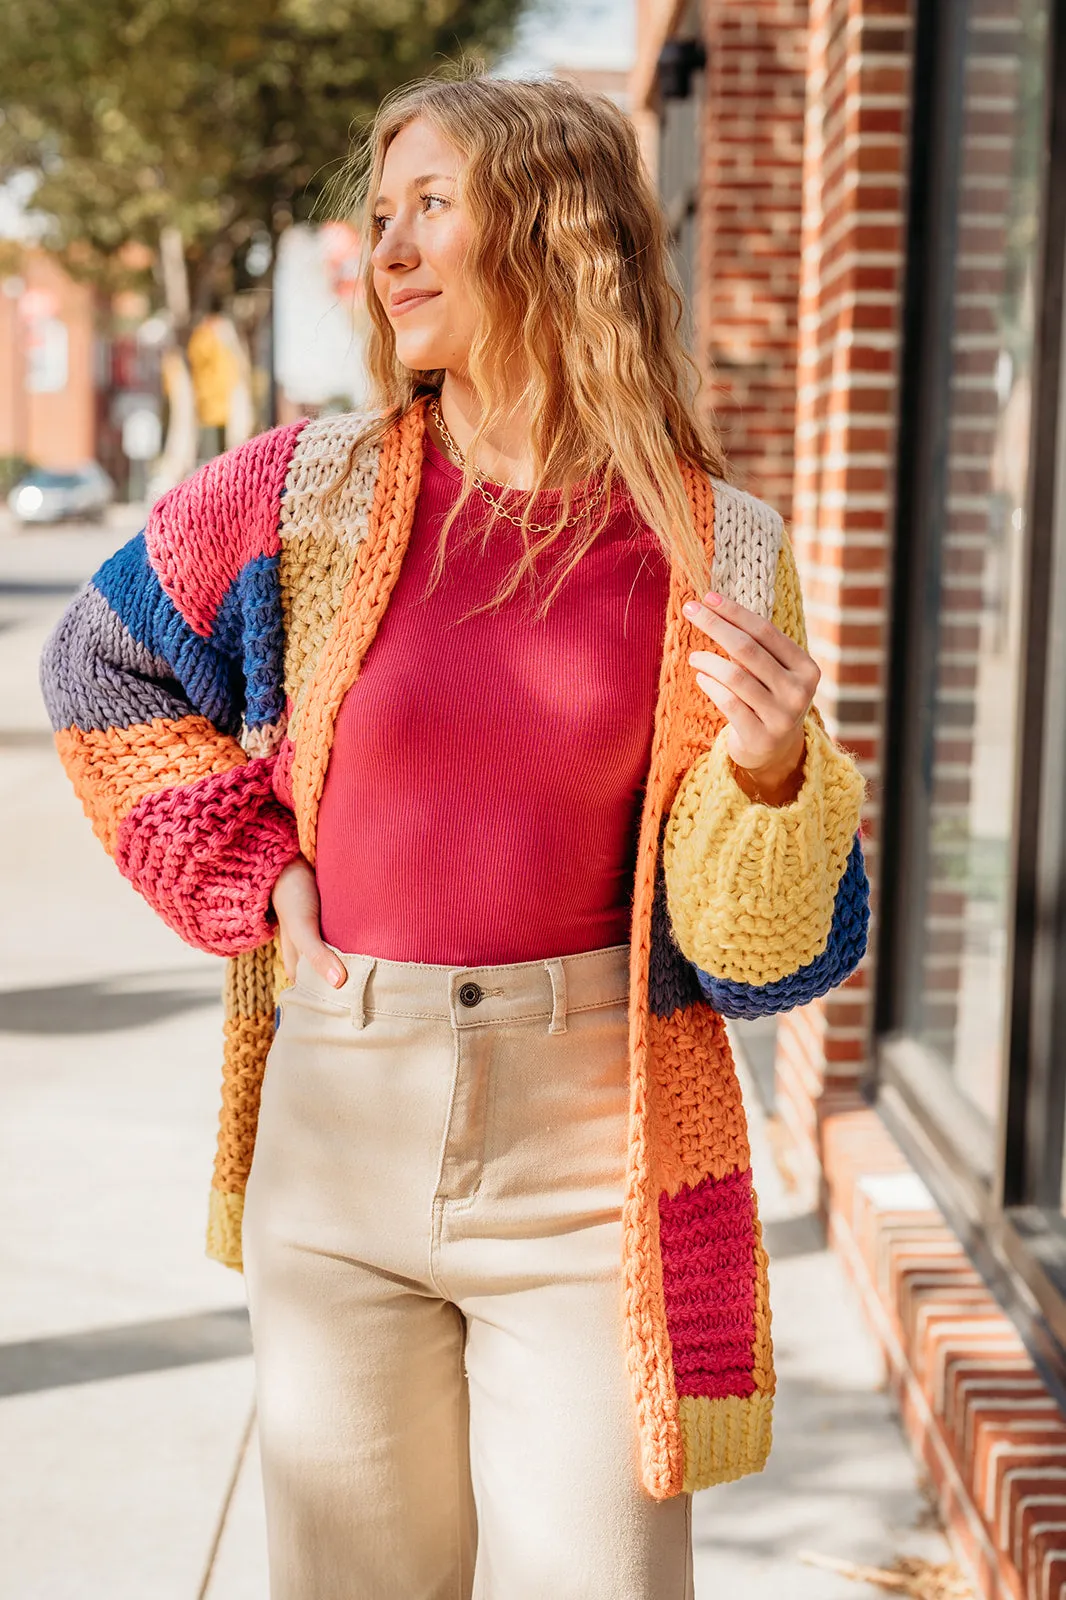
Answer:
[
  {"xmin": 345, "ymin": 955, "xmax": 376, "ymax": 1029},
  {"xmin": 546, "ymin": 958, "xmax": 568, "ymax": 1034}
]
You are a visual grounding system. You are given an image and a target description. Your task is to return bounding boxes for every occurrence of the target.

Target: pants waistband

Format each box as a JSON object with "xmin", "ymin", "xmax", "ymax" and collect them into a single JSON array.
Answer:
[{"xmin": 293, "ymin": 943, "xmax": 632, "ymax": 1034}]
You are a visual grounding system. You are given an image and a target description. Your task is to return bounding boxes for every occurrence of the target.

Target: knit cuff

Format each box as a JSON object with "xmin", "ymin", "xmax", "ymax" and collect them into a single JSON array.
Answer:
[
  {"xmin": 663, "ymin": 709, "xmax": 866, "ymax": 988},
  {"xmin": 116, "ymin": 758, "xmax": 303, "ymax": 957}
]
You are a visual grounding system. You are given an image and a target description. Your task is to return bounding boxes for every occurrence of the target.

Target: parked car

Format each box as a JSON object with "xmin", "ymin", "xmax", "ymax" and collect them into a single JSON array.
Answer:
[{"xmin": 7, "ymin": 463, "xmax": 115, "ymax": 525}]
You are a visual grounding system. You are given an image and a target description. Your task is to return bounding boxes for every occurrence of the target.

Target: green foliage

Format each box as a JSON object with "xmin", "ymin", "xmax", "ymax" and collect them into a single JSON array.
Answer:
[
  {"xmin": 0, "ymin": 0, "xmax": 529, "ymax": 304},
  {"xmin": 0, "ymin": 455, "xmax": 32, "ymax": 495}
]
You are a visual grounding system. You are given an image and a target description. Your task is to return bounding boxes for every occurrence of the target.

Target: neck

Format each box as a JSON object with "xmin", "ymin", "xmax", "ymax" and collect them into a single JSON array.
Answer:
[{"xmin": 434, "ymin": 376, "xmax": 541, "ymax": 490}]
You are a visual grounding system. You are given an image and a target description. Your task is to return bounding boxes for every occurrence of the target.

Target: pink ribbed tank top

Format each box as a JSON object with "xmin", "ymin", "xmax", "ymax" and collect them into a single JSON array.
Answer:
[{"xmin": 314, "ymin": 431, "xmax": 671, "ymax": 964}]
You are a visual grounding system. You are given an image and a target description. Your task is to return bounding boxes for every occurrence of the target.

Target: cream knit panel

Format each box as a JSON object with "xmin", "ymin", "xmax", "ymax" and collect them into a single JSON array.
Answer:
[{"xmin": 707, "ymin": 479, "xmax": 783, "ymax": 621}]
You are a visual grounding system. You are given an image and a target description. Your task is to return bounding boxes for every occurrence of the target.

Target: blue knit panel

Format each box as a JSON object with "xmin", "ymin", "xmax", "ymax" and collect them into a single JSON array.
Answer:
[
  {"xmin": 93, "ymin": 533, "xmax": 242, "ymax": 734},
  {"xmin": 693, "ymin": 833, "xmax": 870, "ymax": 1019},
  {"xmin": 211, "ymin": 553, "xmax": 286, "ymax": 731},
  {"xmin": 648, "ymin": 817, "xmax": 706, "ymax": 1019}
]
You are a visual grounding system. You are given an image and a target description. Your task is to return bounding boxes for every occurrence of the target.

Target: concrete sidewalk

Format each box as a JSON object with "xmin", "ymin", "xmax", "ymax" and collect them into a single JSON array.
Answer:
[{"xmin": 0, "ymin": 518, "xmax": 959, "ymax": 1598}]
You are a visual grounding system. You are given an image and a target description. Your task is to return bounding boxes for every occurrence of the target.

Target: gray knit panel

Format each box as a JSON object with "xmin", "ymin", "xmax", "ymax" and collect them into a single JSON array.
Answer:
[{"xmin": 40, "ymin": 581, "xmax": 190, "ymax": 733}]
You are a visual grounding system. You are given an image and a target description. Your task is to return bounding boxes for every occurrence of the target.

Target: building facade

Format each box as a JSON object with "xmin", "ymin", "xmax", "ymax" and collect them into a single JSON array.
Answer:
[
  {"xmin": 0, "ymin": 250, "xmax": 95, "ymax": 475},
  {"xmin": 632, "ymin": 2, "xmax": 1066, "ymax": 1595}
]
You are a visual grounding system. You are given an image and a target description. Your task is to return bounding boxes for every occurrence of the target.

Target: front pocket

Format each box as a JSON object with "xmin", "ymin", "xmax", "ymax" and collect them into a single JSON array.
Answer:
[{"xmin": 286, "ymin": 980, "xmax": 353, "ymax": 1020}]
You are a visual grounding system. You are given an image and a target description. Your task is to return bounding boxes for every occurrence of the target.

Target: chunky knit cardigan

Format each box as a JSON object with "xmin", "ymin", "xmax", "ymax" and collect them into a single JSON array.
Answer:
[{"xmin": 40, "ymin": 395, "xmax": 869, "ymax": 1499}]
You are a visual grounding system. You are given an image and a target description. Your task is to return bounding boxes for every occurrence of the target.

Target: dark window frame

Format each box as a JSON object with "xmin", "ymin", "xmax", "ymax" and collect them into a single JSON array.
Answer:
[{"xmin": 656, "ymin": 25, "xmax": 706, "ymax": 355}]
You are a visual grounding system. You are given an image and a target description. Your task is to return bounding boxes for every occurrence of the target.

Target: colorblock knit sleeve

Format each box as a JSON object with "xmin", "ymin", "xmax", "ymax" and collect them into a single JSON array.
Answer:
[
  {"xmin": 40, "ymin": 427, "xmax": 306, "ymax": 957},
  {"xmin": 662, "ymin": 529, "xmax": 870, "ymax": 1018}
]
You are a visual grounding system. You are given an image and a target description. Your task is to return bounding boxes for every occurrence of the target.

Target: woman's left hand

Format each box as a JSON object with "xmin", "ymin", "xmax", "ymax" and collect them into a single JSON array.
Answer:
[{"xmin": 682, "ymin": 589, "xmax": 821, "ymax": 806}]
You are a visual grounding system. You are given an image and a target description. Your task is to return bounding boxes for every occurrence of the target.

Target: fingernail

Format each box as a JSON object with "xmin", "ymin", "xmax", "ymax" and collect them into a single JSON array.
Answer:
[
  {"xmin": 327, "ymin": 965, "xmax": 343, "ymax": 986},
  {"xmin": 682, "ymin": 601, "xmax": 700, "ymax": 618},
  {"xmin": 704, "ymin": 590, "xmax": 723, "ymax": 606}
]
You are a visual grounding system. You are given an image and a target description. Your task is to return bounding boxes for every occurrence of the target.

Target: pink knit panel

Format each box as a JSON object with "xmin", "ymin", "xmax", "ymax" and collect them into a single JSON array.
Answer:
[
  {"xmin": 658, "ymin": 1166, "xmax": 758, "ymax": 1399},
  {"xmin": 271, "ymin": 734, "xmax": 295, "ymax": 811},
  {"xmin": 116, "ymin": 759, "xmax": 301, "ymax": 956},
  {"xmin": 146, "ymin": 422, "xmax": 306, "ymax": 639}
]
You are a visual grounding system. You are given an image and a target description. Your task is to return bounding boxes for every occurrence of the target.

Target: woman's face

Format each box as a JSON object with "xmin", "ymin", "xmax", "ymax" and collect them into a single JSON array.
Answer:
[{"xmin": 371, "ymin": 118, "xmax": 477, "ymax": 375}]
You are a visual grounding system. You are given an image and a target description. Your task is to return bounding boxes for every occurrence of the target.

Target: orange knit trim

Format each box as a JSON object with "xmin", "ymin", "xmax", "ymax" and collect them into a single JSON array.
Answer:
[
  {"xmin": 646, "ymin": 1008, "xmax": 751, "ymax": 1200},
  {"xmin": 291, "ymin": 400, "xmax": 426, "ymax": 862},
  {"xmin": 54, "ymin": 717, "xmax": 245, "ymax": 855},
  {"xmin": 622, "ymin": 455, "xmax": 715, "ymax": 1500}
]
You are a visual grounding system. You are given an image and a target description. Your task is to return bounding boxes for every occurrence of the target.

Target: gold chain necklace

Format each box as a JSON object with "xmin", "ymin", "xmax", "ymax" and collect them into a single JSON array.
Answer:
[{"xmin": 427, "ymin": 395, "xmax": 602, "ymax": 534}]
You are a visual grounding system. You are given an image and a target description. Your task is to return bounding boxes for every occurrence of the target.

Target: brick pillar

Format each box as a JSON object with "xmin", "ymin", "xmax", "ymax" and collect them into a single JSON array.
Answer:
[
  {"xmin": 774, "ymin": 0, "xmax": 915, "ymax": 1192},
  {"xmin": 694, "ymin": 1, "xmax": 809, "ymax": 519}
]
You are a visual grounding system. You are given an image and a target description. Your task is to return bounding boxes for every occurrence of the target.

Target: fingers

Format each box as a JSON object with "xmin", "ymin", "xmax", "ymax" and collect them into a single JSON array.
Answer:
[
  {"xmin": 269, "ymin": 855, "xmax": 347, "ymax": 989},
  {"xmin": 687, "ymin": 639, "xmax": 814, "ymax": 724},
  {"xmin": 688, "ymin": 649, "xmax": 779, "ymax": 721},
  {"xmin": 684, "ymin": 606, "xmax": 783, "ymax": 692},
  {"xmin": 278, "ymin": 916, "xmax": 345, "ymax": 988},
  {"xmin": 684, "ymin": 591, "xmax": 820, "ymax": 682},
  {"xmin": 683, "ymin": 588, "xmax": 819, "ymax": 783},
  {"xmin": 692, "ymin": 670, "xmax": 767, "ymax": 749},
  {"xmin": 283, "ymin": 911, "xmax": 347, "ymax": 988},
  {"xmin": 298, "ymin": 936, "xmax": 348, "ymax": 989}
]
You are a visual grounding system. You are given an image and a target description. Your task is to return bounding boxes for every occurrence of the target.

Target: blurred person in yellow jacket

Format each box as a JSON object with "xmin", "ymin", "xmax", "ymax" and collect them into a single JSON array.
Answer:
[{"xmin": 187, "ymin": 301, "xmax": 252, "ymax": 463}]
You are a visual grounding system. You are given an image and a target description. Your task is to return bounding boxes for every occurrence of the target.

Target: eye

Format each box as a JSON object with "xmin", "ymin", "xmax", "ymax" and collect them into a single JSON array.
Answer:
[{"xmin": 372, "ymin": 193, "xmax": 448, "ymax": 234}]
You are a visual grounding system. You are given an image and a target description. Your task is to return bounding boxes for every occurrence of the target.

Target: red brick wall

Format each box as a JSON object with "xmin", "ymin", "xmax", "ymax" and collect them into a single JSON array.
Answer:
[
  {"xmin": 693, "ymin": 0, "xmax": 809, "ymax": 519},
  {"xmin": 773, "ymin": 0, "xmax": 915, "ymax": 1189},
  {"xmin": 823, "ymin": 1106, "xmax": 1066, "ymax": 1600}
]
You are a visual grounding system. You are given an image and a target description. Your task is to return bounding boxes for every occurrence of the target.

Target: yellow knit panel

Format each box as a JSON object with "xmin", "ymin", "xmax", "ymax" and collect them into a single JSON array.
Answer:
[
  {"xmin": 663, "ymin": 709, "xmax": 864, "ymax": 984},
  {"xmin": 206, "ymin": 1189, "xmax": 244, "ymax": 1272},
  {"xmin": 678, "ymin": 1392, "xmax": 774, "ymax": 1490},
  {"xmin": 769, "ymin": 525, "xmax": 807, "ymax": 648}
]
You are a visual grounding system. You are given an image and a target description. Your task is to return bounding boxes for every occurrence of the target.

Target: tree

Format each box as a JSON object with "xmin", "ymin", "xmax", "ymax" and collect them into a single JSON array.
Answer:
[{"xmin": 0, "ymin": 0, "xmax": 530, "ymax": 311}]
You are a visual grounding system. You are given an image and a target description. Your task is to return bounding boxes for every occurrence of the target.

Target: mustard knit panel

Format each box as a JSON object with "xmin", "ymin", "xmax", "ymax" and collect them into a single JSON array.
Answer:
[
  {"xmin": 678, "ymin": 1392, "xmax": 774, "ymax": 1491},
  {"xmin": 278, "ymin": 413, "xmax": 382, "ymax": 741}
]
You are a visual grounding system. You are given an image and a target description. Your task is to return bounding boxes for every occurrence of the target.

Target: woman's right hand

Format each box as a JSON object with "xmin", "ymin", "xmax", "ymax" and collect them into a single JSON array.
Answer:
[{"xmin": 270, "ymin": 857, "xmax": 348, "ymax": 988}]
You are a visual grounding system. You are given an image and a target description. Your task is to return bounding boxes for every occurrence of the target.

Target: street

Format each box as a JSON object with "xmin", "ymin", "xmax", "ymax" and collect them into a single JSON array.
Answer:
[{"xmin": 0, "ymin": 512, "xmax": 957, "ymax": 1598}]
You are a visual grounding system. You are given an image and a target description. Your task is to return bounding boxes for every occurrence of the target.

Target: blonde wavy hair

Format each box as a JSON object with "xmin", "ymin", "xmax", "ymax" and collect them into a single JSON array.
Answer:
[{"xmin": 321, "ymin": 60, "xmax": 727, "ymax": 615}]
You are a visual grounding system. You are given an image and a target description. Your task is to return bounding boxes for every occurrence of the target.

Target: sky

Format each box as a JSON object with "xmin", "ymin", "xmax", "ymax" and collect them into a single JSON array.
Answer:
[{"xmin": 492, "ymin": 0, "xmax": 636, "ymax": 76}]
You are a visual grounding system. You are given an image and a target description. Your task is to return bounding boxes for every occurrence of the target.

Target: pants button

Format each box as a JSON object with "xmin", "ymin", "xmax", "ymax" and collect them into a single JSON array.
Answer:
[{"xmin": 458, "ymin": 981, "xmax": 484, "ymax": 1008}]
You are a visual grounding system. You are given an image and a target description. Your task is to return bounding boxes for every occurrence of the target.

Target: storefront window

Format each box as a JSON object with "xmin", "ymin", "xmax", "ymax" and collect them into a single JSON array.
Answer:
[{"xmin": 898, "ymin": 0, "xmax": 1049, "ymax": 1136}]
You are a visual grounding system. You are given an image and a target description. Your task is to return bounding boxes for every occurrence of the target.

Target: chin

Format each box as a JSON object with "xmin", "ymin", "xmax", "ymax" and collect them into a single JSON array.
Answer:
[{"xmin": 393, "ymin": 338, "xmax": 449, "ymax": 372}]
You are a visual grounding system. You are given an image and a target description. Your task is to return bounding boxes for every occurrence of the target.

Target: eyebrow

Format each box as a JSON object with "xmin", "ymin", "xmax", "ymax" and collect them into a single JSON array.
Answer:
[{"xmin": 372, "ymin": 172, "xmax": 457, "ymax": 208}]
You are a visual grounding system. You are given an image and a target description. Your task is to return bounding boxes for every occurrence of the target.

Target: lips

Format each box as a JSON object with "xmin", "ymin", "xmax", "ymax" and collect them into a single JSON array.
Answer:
[{"xmin": 391, "ymin": 291, "xmax": 440, "ymax": 316}]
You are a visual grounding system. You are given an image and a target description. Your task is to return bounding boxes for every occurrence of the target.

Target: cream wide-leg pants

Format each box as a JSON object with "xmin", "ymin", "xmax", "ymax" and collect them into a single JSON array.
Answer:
[{"xmin": 241, "ymin": 942, "xmax": 694, "ymax": 1600}]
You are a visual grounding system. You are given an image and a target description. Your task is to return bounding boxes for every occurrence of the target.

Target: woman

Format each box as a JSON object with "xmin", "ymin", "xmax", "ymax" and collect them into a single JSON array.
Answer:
[{"xmin": 41, "ymin": 70, "xmax": 868, "ymax": 1600}]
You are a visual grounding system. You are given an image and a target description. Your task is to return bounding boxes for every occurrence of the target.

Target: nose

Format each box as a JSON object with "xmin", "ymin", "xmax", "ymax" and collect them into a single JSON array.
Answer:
[{"xmin": 371, "ymin": 229, "xmax": 418, "ymax": 272}]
